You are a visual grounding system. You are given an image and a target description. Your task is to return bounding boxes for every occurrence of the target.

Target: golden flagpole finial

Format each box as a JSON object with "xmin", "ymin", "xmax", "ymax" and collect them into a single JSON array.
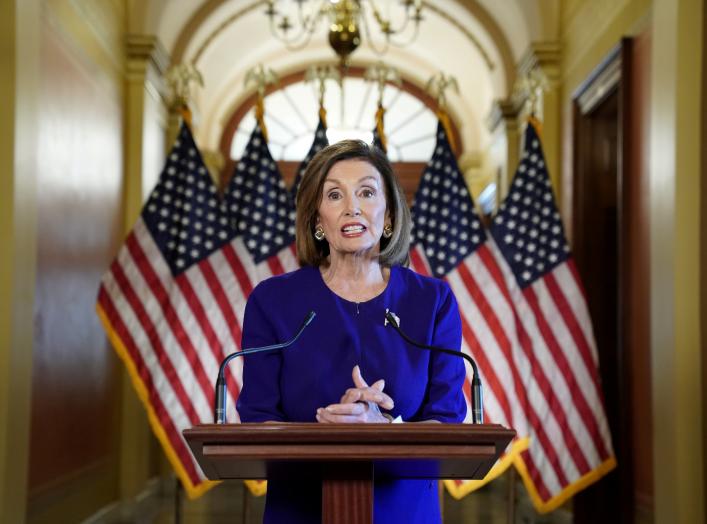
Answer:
[
  {"xmin": 426, "ymin": 71, "xmax": 459, "ymax": 154},
  {"xmin": 165, "ymin": 63, "xmax": 204, "ymax": 127},
  {"xmin": 516, "ymin": 68, "xmax": 549, "ymax": 121},
  {"xmin": 305, "ymin": 64, "xmax": 339, "ymax": 127},
  {"xmin": 426, "ymin": 71, "xmax": 459, "ymax": 113},
  {"xmin": 364, "ymin": 61, "xmax": 401, "ymax": 107},
  {"xmin": 244, "ymin": 64, "xmax": 279, "ymax": 142},
  {"xmin": 364, "ymin": 62, "xmax": 401, "ymax": 152}
]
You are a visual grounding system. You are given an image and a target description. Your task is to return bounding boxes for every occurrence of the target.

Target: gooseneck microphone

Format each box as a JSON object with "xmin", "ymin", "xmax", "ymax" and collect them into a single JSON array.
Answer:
[
  {"xmin": 384, "ymin": 310, "xmax": 484, "ymax": 424},
  {"xmin": 214, "ymin": 310, "xmax": 316, "ymax": 424}
]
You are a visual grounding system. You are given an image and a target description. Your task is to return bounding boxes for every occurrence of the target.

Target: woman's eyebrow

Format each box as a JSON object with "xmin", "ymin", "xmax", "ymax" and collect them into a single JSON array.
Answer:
[
  {"xmin": 324, "ymin": 176, "xmax": 379, "ymax": 186},
  {"xmin": 358, "ymin": 176, "xmax": 380, "ymax": 186}
]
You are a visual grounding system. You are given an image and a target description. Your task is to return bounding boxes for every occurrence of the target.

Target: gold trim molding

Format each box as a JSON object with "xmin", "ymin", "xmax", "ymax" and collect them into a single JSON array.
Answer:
[
  {"xmin": 518, "ymin": 41, "xmax": 561, "ymax": 85},
  {"xmin": 486, "ymin": 93, "xmax": 526, "ymax": 132},
  {"xmin": 126, "ymin": 34, "xmax": 169, "ymax": 78}
]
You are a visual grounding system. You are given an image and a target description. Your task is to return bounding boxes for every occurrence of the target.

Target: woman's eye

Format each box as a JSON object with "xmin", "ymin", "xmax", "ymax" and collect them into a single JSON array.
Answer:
[
  {"xmin": 361, "ymin": 189, "xmax": 375, "ymax": 198},
  {"xmin": 327, "ymin": 191, "xmax": 341, "ymax": 200}
]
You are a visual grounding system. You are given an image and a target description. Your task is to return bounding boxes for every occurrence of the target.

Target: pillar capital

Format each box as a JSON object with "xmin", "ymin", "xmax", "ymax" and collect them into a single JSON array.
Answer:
[
  {"xmin": 126, "ymin": 34, "xmax": 169, "ymax": 80},
  {"xmin": 518, "ymin": 41, "xmax": 561, "ymax": 86},
  {"xmin": 514, "ymin": 41, "xmax": 562, "ymax": 200},
  {"xmin": 486, "ymin": 94, "xmax": 526, "ymax": 134}
]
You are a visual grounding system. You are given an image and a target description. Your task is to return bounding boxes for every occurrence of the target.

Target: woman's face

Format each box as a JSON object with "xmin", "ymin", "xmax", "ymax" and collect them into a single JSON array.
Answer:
[{"xmin": 317, "ymin": 159, "xmax": 389, "ymax": 260}]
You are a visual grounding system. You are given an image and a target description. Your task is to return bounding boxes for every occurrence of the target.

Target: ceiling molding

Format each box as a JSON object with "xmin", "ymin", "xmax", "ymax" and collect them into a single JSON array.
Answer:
[
  {"xmin": 171, "ymin": 0, "xmax": 227, "ymax": 65},
  {"xmin": 169, "ymin": 0, "xmax": 519, "ymax": 96},
  {"xmin": 126, "ymin": 33, "xmax": 170, "ymax": 77},
  {"xmin": 452, "ymin": 0, "xmax": 517, "ymax": 96},
  {"xmin": 517, "ymin": 41, "xmax": 562, "ymax": 82}
]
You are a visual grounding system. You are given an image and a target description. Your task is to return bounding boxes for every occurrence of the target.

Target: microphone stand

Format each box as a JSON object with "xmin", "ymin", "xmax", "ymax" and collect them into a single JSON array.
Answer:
[
  {"xmin": 384, "ymin": 311, "xmax": 484, "ymax": 424},
  {"xmin": 214, "ymin": 310, "xmax": 316, "ymax": 423}
]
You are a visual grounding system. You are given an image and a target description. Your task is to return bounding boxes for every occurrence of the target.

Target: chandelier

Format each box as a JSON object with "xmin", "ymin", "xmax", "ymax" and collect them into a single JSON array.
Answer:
[{"xmin": 264, "ymin": 0, "xmax": 423, "ymax": 63}]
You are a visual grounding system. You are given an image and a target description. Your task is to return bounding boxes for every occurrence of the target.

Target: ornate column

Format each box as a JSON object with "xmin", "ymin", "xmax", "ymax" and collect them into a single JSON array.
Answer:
[
  {"xmin": 649, "ymin": 0, "xmax": 705, "ymax": 521},
  {"xmin": 121, "ymin": 33, "xmax": 169, "ymax": 501},
  {"xmin": 486, "ymin": 93, "xmax": 526, "ymax": 205},
  {"xmin": 125, "ymin": 34, "xmax": 169, "ymax": 227},
  {"xmin": 517, "ymin": 42, "xmax": 562, "ymax": 195},
  {"xmin": 0, "ymin": 1, "xmax": 40, "ymax": 521}
]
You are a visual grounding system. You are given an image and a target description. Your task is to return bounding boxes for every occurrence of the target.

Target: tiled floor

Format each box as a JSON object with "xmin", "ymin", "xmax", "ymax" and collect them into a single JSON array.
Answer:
[{"xmin": 133, "ymin": 471, "xmax": 572, "ymax": 524}]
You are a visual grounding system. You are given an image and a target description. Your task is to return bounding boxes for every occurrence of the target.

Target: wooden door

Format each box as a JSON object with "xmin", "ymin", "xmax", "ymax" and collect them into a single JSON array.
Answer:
[{"xmin": 570, "ymin": 36, "xmax": 653, "ymax": 523}]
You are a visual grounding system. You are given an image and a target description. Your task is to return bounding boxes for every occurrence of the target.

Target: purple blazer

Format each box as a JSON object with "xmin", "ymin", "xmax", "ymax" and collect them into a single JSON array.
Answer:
[{"xmin": 237, "ymin": 265, "xmax": 466, "ymax": 523}]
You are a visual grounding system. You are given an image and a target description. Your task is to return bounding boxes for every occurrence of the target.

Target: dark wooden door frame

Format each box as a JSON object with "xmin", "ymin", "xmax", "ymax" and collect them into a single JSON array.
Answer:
[{"xmin": 570, "ymin": 39, "xmax": 635, "ymax": 523}]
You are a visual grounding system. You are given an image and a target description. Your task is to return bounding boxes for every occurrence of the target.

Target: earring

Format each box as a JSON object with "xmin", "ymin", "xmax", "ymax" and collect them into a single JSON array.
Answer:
[
  {"xmin": 383, "ymin": 224, "xmax": 393, "ymax": 238},
  {"xmin": 314, "ymin": 226, "xmax": 325, "ymax": 241}
]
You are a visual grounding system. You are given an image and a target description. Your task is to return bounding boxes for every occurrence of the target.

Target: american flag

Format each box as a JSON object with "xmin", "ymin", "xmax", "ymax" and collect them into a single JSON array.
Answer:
[
  {"xmin": 96, "ymin": 121, "xmax": 298, "ymax": 498},
  {"xmin": 290, "ymin": 116, "xmax": 328, "ymax": 200},
  {"xmin": 410, "ymin": 120, "xmax": 615, "ymax": 511},
  {"xmin": 409, "ymin": 121, "xmax": 532, "ymax": 498},
  {"xmin": 488, "ymin": 121, "xmax": 615, "ymax": 511},
  {"xmin": 225, "ymin": 124, "xmax": 297, "ymax": 265}
]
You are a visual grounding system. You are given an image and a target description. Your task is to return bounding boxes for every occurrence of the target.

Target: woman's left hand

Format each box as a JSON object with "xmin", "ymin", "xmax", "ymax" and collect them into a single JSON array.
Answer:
[{"xmin": 316, "ymin": 365, "xmax": 394, "ymax": 424}]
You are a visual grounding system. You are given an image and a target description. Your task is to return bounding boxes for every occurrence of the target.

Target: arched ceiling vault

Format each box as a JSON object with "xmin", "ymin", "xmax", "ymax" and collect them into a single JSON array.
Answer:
[{"xmin": 148, "ymin": 0, "xmax": 545, "ymax": 155}]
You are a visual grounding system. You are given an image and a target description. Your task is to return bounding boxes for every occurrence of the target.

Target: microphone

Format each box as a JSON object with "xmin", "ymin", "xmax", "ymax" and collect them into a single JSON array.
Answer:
[
  {"xmin": 384, "ymin": 310, "xmax": 484, "ymax": 424},
  {"xmin": 214, "ymin": 310, "xmax": 316, "ymax": 424}
]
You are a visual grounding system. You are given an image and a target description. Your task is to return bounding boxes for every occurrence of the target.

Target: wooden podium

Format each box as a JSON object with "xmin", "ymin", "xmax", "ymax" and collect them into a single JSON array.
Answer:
[{"xmin": 184, "ymin": 423, "xmax": 514, "ymax": 524}]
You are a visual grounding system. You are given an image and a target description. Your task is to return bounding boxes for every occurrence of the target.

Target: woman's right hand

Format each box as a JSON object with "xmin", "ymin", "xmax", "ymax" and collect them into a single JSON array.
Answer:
[
  {"xmin": 315, "ymin": 365, "xmax": 394, "ymax": 423},
  {"xmin": 339, "ymin": 365, "xmax": 394, "ymax": 408}
]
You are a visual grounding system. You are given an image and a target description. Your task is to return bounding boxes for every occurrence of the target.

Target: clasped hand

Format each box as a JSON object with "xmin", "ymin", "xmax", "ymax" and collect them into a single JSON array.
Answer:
[{"xmin": 315, "ymin": 365, "xmax": 394, "ymax": 424}]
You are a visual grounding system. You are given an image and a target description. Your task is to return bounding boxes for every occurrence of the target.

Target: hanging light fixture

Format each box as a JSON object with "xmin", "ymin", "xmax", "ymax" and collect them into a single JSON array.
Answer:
[{"xmin": 264, "ymin": 0, "xmax": 423, "ymax": 64}]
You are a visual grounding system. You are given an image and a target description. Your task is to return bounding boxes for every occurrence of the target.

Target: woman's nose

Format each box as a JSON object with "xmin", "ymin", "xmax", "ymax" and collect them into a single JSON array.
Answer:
[{"xmin": 344, "ymin": 195, "xmax": 361, "ymax": 216}]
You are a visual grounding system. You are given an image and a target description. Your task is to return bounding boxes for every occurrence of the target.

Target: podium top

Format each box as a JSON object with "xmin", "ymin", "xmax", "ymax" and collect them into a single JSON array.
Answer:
[
  {"xmin": 186, "ymin": 422, "xmax": 512, "ymax": 443},
  {"xmin": 184, "ymin": 423, "xmax": 515, "ymax": 481}
]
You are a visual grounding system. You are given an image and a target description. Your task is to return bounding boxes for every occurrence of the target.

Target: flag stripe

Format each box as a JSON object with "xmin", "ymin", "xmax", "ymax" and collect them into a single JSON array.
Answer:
[
  {"xmin": 222, "ymin": 242, "xmax": 254, "ymax": 297},
  {"xmin": 109, "ymin": 258, "xmax": 202, "ymax": 426},
  {"xmin": 278, "ymin": 243, "xmax": 299, "ymax": 273},
  {"xmin": 454, "ymin": 254, "xmax": 528, "ymax": 432},
  {"xmin": 97, "ymin": 287, "xmax": 202, "ymax": 483},
  {"xmin": 192, "ymin": 260, "xmax": 243, "ymax": 406},
  {"xmin": 452, "ymin": 263, "xmax": 514, "ymax": 425},
  {"xmin": 523, "ymin": 285, "xmax": 596, "ymax": 474},
  {"xmin": 485, "ymin": 241, "xmax": 578, "ymax": 486},
  {"xmin": 201, "ymin": 250, "xmax": 246, "ymax": 422},
  {"xmin": 534, "ymin": 275, "xmax": 608, "ymax": 461},
  {"xmin": 457, "ymin": 309, "xmax": 508, "ymax": 419},
  {"xmin": 100, "ymin": 273, "xmax": 204, "ymax": 484},
  {"xmin": 121, "ymin": 238, "xmax": 214, "ymax": 422},
  {"xmin": 521, "ymin": 449, "xmax": 553, "ymax": 501},
  {"xmin": 410, "ymin": 246, "xmax": 432, "ymax": 275},
  {"xmin": 132, "ymin": 221, "xmax": 240, "ymax": 423},
  {"xmin": 288, "ymin": 242, "xmax": 298, "ymax": 263},
  {"xmin": 124, "ymin": 233, "xmax": 216, "ymax": 417},
  {"xmin": 410, "ymin": 247, "xmax": 473, "ymax": 401},
  {"xmin": 555, "ymin": 261, "xmax": 601, "ymax": 369},
  {"xmin": 514, "ymin": 289, "xmax": 585, "ymax": 483},
  {"xmin": 173, "ymin": 272, "xmax": 243, "ymax": 410},
  {"xmin": 267, "ymin": 254, "xmax": 286, "ymax": 276},
  {"xmin": 198, "ymin": 260, "xmax": 242, "ymax": 350},
  {"xmin": 543, "ymin": 271, "xmax": 601, "ymax": 394}
]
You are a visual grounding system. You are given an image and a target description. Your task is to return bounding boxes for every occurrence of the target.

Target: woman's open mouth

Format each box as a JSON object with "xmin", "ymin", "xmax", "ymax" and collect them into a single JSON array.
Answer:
[{"xmin": 341, "ymin": 223, "xmax": 367, "ymax": 237}]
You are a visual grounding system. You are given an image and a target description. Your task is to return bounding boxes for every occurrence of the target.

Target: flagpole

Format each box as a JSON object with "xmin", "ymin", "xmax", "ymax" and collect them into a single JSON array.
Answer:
[
  {"xmin": 506, "ymin": 467, "xmax": 516, "ymax": 524},
  {"xmin": 174, "ymin": 477, "xmax": 182, "ymax": 524}
]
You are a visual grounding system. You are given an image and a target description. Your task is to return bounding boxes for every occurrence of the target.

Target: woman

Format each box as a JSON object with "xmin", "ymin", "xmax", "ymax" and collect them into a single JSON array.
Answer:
[{"xmin": 237, "ymin": 140, "xmax": 466, "ymax": 523}]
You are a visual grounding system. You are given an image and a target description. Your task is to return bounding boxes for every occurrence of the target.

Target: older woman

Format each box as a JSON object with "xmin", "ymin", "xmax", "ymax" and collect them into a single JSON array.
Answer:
[{"xmin": 237, "ymin": 140, "xmax": 466, "ymax": 523}]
